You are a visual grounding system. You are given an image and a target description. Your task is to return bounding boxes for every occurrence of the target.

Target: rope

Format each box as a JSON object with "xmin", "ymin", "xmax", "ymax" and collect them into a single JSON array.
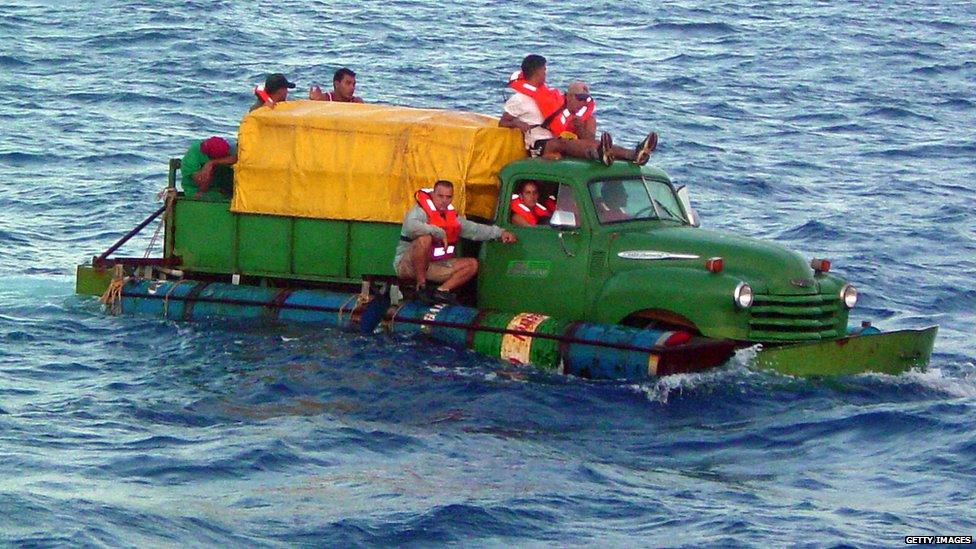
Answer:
[
  {"xmin": 98, "ymin": 265, "xmax": 127, "ymax": 315},
  {"xmin": 145, "ymin": 188, "xmax": 176, "ymax": 259},
  {"xmin": 386, "ymin": 301, "xmax": 409, "ymax": 333},
  {"xmin": 162, "ymin": 279, "xmax": 191, "ymax": 319}
]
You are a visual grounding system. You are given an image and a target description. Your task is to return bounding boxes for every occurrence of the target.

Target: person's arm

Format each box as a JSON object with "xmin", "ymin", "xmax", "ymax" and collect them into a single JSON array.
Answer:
[
  {"xmin": 499, "ymin": 112, "xmax": 532, "ymax": 133},
  {"xmin": 511, "ymin": 214, "xmax": 531, "ymax": 227},
  {"xmin": 575, "ymin": 116, "xmax": 596, "ymax": 140},
  {"xmin": 500, "ymin": 95, "xmax": 536, "ymax": 133},
  {"xmin": 459, "ymin": 218, "xmax": 516, "ymax": 243},
  {"xmin": 191, "ymin": 154, "xmax": 238, "ymax": 192},
  {"xmin": 403, "ymin": 207, "xmax": 447, "ymax": 240}
]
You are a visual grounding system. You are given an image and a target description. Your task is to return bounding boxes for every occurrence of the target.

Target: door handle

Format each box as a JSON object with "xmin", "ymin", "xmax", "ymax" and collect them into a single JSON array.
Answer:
[{"xmin": 558, "ymin": 231, "xmax": 578, "ymax": 257}]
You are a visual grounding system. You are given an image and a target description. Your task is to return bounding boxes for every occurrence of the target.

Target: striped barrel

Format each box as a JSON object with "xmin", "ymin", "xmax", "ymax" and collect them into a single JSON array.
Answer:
[{"xmin": 389, "ymin": 301, "xmax": 480, "ymax": 349}]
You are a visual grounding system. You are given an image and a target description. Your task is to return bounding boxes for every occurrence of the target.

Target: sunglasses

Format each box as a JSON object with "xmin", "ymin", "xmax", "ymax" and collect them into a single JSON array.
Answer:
[{"xmin": 573, "ymin": 93, "xmax": 590, "ymax": 101}]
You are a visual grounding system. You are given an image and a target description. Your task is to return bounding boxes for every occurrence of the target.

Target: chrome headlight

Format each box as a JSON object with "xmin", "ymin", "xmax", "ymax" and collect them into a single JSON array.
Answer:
[
  {"xmin": 840, "ymin": 283, "xmax": 857, "ymax": 309},
  {"xmin": 733, "ymin": 282, "xmax": 753, "ymax": 309}
]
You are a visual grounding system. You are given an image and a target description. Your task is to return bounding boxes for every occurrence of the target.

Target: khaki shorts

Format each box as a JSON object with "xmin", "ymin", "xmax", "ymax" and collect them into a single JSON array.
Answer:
[{"xmin": 396, "ymin": 255, "xmax": 455, "ymax": 284}]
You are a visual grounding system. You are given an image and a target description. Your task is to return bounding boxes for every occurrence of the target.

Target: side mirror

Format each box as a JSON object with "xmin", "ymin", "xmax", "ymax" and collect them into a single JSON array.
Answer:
[
  {"xmin": 675, "ymin": 185, "xmax": 700, "ymax": 227},
  {"xmin": 549, "ymin": 210, "xmax": 578, "ymax": 230}
]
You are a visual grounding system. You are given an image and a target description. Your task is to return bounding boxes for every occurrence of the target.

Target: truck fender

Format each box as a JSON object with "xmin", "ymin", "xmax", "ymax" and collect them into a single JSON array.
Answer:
[{"xmin": 591, "ymin": 267, "xmax": 751, "ymax": 339}]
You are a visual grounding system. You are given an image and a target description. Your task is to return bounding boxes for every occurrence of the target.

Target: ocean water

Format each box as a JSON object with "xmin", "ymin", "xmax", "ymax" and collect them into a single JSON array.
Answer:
[{"xmin": 1, "ymin": 0, "xmax": 975, "ymax": 546}]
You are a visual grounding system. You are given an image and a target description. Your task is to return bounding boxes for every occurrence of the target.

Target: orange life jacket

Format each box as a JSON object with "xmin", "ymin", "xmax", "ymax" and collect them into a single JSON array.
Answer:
[
  {"xmin": 545, "ymin": 97, "xmax": 596, "ymax": 138},
  {"xmin": 597, "ymin": 202, "xmax": 629, "ymax": 222},
  {"xmin": 415, "ymin": 189, "xmax": 461, "ymax": 260},
  {"xmin": 510, "ymin": 194, "xmax": 551, "ymax": 226},
  {"xmin": 508, "ymin": 72, "xmax": 596, "ymax": 138},
  {"xmin": 508, "ymin": 71, "xmax": 564, "ymax": 123},
  {"xmin": 543, "ymin": 195, "xmax": 556, "ymax": 211},
  {"xmin": 253, "ymin": 85, "xmax": 272, "ymax": 105}
]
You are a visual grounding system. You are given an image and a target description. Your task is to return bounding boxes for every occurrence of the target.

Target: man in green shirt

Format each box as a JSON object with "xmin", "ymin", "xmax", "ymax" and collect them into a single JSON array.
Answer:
[{"xmin": 180, "ymin": 136, "xmax": 236, "ymax": 200}]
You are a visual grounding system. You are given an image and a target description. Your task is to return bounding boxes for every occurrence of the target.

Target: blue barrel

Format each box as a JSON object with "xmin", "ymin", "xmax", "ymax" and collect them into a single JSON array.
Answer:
[
  {"xmin": 120, "ymin": 279, "xmax": 383, "ymax": 331},
  {"xmin": 121, "ymin": 279, "xmax": 206, "ymax": 320},
  {"xmin": 563, "ymin": 323, "xmax": 678, "ymax": 379},
  {"xmin": 390, "ymin": 302, "xmax": 480, "ymax": 349},
  {"xmin": 189, "ymin": 283, "xmax": 270, "ymax": 320}
]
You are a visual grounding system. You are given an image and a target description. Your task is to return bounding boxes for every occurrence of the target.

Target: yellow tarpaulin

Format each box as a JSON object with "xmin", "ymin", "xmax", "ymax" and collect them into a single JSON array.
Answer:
[{"xmin": 231, "ymin": 101, "xmax": 526, "ymax": 222}]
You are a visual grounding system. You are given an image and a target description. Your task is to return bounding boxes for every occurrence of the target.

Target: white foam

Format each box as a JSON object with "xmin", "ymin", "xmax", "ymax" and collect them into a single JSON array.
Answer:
[{"xmin": 869, "ymin": 365, "xmax": 976, "ymax": 398}]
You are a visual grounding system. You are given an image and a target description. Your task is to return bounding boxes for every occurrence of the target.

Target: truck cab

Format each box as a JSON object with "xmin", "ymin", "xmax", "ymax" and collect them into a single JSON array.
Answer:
[{"xmin": 477, "ymin": 159, "xmax": 853, "ymax": 344}]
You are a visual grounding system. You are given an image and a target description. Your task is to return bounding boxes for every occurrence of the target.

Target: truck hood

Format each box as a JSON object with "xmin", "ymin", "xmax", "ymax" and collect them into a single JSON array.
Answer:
[{"xmin": 607, "ymin": 225, "xmax": 821, "ymax": 295}]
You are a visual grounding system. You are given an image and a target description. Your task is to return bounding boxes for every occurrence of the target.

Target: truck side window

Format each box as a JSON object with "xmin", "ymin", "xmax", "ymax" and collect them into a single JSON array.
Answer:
[
  {"xmin": 510, "ymin": 179, "xmax": 558, "ymax": 227},
  {"xmin": 553, "ymin": 184, "xmax": 580, "ymax": 228}
]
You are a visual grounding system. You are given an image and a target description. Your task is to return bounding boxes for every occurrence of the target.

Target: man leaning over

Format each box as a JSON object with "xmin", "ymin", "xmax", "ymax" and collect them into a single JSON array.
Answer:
[{"xmin": 395, "ymin": 180, "xmax": 516, "ymax": 304}]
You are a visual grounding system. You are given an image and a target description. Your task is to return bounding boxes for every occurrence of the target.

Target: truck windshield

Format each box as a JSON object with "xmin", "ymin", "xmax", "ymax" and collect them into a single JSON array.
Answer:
[{"xmin": 588, "ymin": 178, "xmax": 688, "ymax": 225}]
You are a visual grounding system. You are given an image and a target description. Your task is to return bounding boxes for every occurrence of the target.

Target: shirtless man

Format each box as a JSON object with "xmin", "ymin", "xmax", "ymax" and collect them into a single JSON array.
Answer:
[{"xmin": 310, "ymin": 67, "xmax": 364, "ymax": 103}]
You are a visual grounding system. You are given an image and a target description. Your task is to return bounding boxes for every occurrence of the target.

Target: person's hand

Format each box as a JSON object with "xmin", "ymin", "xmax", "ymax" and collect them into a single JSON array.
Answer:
[
  {"xmin": 499, "ymin": 230, "xmax": 517, "ymax": 244},
  {"xmin": 309, "ymin": 85, "xmax": 323, "ymax": 100},
  {"xmin": 192, "ymin": 162, "xmax": 214, "ymax": 186}
]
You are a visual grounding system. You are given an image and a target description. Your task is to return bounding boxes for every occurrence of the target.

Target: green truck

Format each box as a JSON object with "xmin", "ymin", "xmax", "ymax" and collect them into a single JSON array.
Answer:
[{"xmin": 76, "ymin": 103, "xmax": 936, "ymax": 377}]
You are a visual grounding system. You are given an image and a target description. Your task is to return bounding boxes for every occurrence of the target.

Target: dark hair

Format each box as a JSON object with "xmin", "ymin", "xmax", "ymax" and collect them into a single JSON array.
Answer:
[
  {"xmin": 521, "ymin": 54, "xmax": 546, "ymax": 79},
  {"xmin": 433, "ymin": 180, "xmax": 454, "ymax": 191},
  {"xmin": 517, "ymin": 180, "xmax": 539, "ymax": 194},
  {"xmin": 333, "ymin": 67, "xmax": 356, "ymax": 82}
]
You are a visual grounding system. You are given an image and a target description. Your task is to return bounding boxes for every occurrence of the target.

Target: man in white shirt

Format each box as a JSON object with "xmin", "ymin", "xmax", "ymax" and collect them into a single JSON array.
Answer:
[{"xmin": 499, "ymin": 55, "xmax": 656, "ymax": 166}]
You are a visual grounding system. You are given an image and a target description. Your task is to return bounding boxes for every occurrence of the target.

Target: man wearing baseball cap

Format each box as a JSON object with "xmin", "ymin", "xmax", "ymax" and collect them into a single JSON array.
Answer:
[{"xmin": 250, "ymin": 73, "xmax": 296, "ymax": 111}]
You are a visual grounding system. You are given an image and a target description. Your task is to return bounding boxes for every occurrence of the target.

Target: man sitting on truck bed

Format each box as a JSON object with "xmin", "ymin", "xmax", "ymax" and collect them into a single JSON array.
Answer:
[
  {"xmin": 395, "ymin": 180, "xmax": 517, "ymax": 304},
  {"xmin": 499, "ymin": 54, "xmax": 657, "ymax": 166}
]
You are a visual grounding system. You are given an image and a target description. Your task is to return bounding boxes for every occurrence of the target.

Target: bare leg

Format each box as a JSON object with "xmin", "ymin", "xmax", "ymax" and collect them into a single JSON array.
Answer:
[
  {"xmin": 612, "ymin": 145, "xmax": 636, "ymax": 161},
  {"xmin": 543, "ymin": 137, "xmax": 601, "ymax": 161},
  {"xmin": 438, "ymin": 258, "xmax": 478, "ymax": 292},
  {"xmin": 410, "ymin": 235, "xmax": 432, "ymax": 290}
]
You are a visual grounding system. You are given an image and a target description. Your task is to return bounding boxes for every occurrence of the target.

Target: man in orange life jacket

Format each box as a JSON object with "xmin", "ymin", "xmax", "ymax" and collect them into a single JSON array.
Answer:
[
  {"xmin": 499, "ymin": 54, "xmax": 657, "ymax": 166},
  {"xmin": 309, "ymin": 67, "xmax": 365, "ymax": 103},
  {"xmin": 250, "ymin": 73, "xmax": 296, "ymax": 111},
  {"xmin": 510, "ymin": 181, "xmax": 554, "ymax": 227},
  {"xmin": 395, "ymin": 180, "xmax": 517, "ymax": 304}
]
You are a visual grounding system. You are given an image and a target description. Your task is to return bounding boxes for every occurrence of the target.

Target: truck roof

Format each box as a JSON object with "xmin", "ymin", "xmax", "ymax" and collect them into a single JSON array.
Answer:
[{"xmin": 500, "ymin": 157, "xmax": 671, "ymax": 184}]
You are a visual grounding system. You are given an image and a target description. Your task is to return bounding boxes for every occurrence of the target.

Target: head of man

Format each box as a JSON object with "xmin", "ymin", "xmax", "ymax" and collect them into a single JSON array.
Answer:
[
  {"xmin": 521, "ymin": 54, "xmax": 547, "ymax": 86},
  {"xmin": 430, "ymin": 180, "xmax": 454, "ymax": 212},
  {"xmin": 518, "ymin": 181, "xmax": 540, "ymax": 209},
  {"xmin": 601, "ymin": 181, "xmax": 627, "ymax": 209},
  {"xmin": 332, "ymin": 67, "xmax": 357, "ymax": 101},
  {"xmin": 199, "ymin": 136, "xmax": 230, "ymax": 159},
  {"xmin": 265, "ymin": 73, "xmax": 296, "ymax": 102},
  {"xmin": 566, "ymin": 81, "xmax": 590, "ymax": 112}
]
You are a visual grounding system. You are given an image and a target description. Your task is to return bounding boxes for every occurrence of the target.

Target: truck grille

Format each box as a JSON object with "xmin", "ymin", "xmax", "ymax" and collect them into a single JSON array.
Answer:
[{"xmin": 748, "ymin": 293, "xmax": 844, "ymax": 342}]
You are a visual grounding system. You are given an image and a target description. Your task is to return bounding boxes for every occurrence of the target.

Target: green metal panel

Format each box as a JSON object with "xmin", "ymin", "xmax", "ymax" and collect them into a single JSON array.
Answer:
[
  {"xmin": 348, "ymin": 223, "xmax": 399, "ymax": 277},
  {"xmin": 172, "ymin": 199, "xmax": 236, "ymax": 272},
  {"xmin": 753, "ymin": 326, "xmax": 937, "ymax": 376},
  {"xmin": 238, "ymin": 214, "xmax": 291, "ymax": 274},
  {"xmin": 75, "ymin": 265, "xmax": 113, "ymax": 296},
  {"xmin": 293, "ymin": 218, "xmax": 349, "ymax": 277}
]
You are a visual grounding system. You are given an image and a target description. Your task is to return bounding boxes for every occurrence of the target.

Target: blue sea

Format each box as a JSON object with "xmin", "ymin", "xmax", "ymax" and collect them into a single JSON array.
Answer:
[{"xmin": 1, "ymin": 1, "xmax": 974, "ymax": 546}]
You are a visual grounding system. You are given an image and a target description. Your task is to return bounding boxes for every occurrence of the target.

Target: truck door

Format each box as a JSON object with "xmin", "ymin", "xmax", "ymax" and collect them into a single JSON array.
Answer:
[{"xmin": 477, "ymin": 181, "xmax": 592, "ymax": 318}]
